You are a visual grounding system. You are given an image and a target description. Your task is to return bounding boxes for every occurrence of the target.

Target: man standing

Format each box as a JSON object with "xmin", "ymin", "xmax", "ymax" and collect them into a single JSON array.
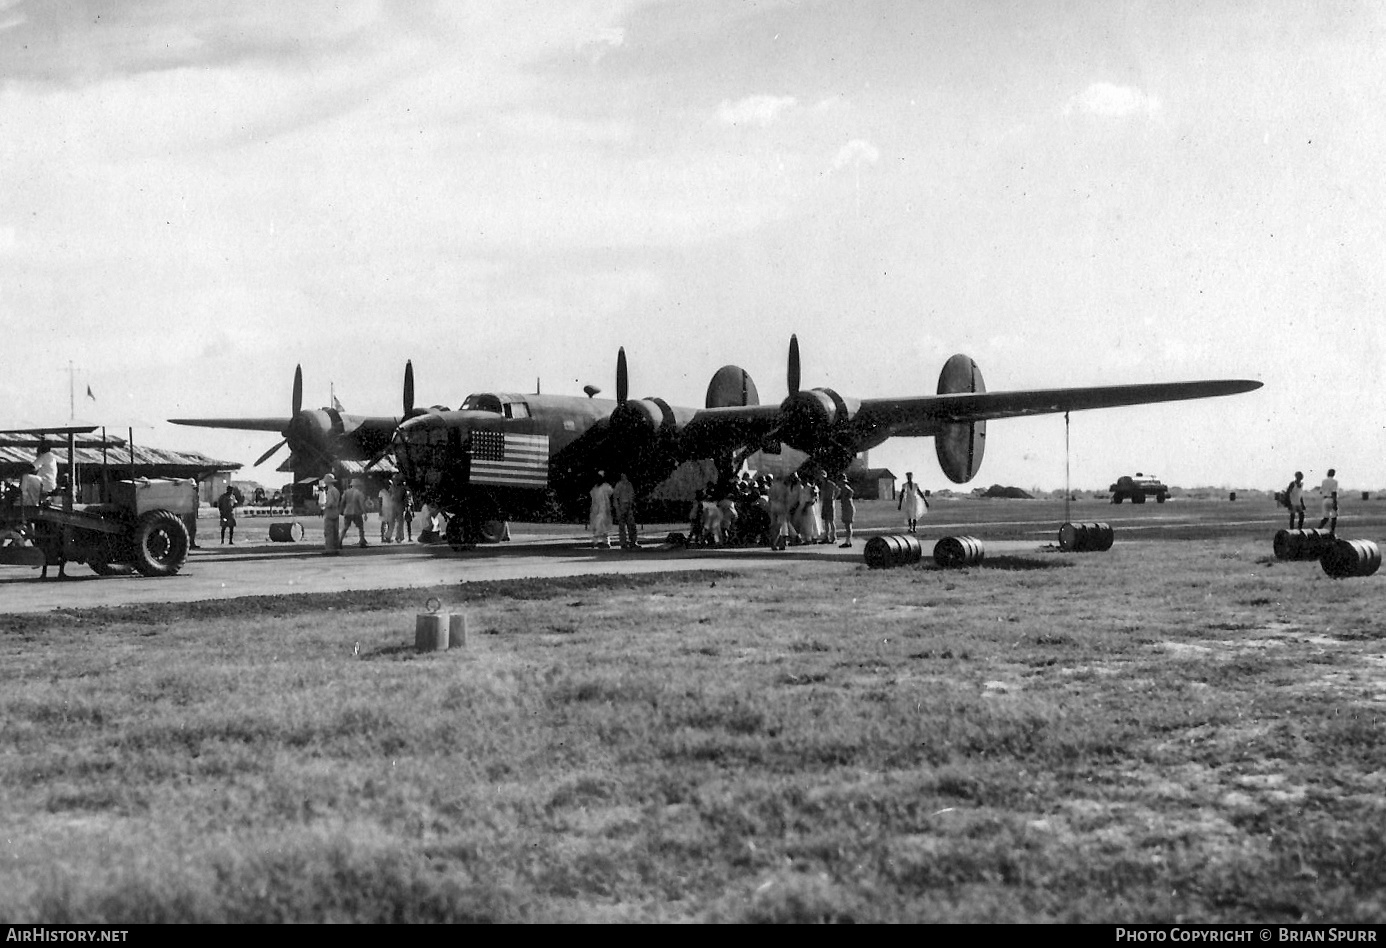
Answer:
[
  {"xmin": 1285, "ymin": 471, "xmax": 1306, "ymax": 530},
  {"xmin": 838, "ymin": 476, "xmax": 856, "ymax": 548},
  {"xmin": 898, "ymin": 471, "xmax": 928, "ymax": 534},
  {"xmin": 341, "ymin": 477, "xmax": 369, "ymax": 547},
  {"xmin": 765, "ymin": 475, "xmax": 788, "ymax": 550},
  {"xmin": 613, "ymin": 471, "xmax": 639, "ymax": 550},
  {"xmin": 216, "ymin": 484, "xmax": 239, "ymax": 545},
  {"xmin": 588, "ymin": 472, "xmax": 614, "ymax": 549},
  {"xmin": 320, "ymin": 473, "xmax": 341, "ymax": 556},
  {"xmin": 388, "ymin": 475, "xmax": 408, "ymax": 543},
  {"xmin": 1318, "ymin": 468, "xmax": 1339, "ymax": 534},
  {"xmin": 377, "ymin": 480, "xmax": 395, "ymax": 543},
  {"xmin": 819, "ymin": 475, "xmax": 838, "ymax": 545}
]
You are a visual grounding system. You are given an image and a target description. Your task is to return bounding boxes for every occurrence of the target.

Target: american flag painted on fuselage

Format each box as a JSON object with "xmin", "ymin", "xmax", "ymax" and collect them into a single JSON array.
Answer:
[{"xmin": 468, "ymin": 430, "xmax": 549, "ymax": 487}]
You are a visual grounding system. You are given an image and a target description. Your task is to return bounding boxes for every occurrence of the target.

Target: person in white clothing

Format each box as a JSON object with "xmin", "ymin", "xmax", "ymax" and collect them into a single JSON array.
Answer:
[
  {"xmin": 589, "ymin": 473, "xmax": 614, "ymax": 548},
  {"xmin": 1318, "ymin": 468, "xmax": 1339, "ymax": 534},
  {"xmin": 898, "ymin": 472, "xmax": 928, "ymax": 533},
  {"xmin": 34, "ymin": 442, "xmax": 58, "ymax": 496}
]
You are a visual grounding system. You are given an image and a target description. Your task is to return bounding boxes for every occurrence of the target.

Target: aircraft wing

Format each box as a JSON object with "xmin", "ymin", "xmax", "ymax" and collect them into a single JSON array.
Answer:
[
  {"xmin": 168, "ymin": 417, "xmax": 291, "ymax": 433},
  {"xmin": 856, "ymin": 379, "xmax": 1264, "ymax": 435},
  {"xmin": 0, "ymin": 421, "xmax": 100, "ymax": 434}
]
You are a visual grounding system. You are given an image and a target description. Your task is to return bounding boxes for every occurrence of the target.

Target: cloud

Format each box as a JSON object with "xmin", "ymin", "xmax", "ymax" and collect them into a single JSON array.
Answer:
[
  {"xmin": 577, "ymin": 26, "xmax": 625, "ymax": 62},
  {"xmin": 832, "ymin": 138, "xmax": 879, "ymax": 169},
  {"xmin": 716, "ymin": 94, "xmax": 797, "ymax": 127},
  {"xmin": 1064, "ymin": 82, "xmax": 1162, "ymax": 118}
]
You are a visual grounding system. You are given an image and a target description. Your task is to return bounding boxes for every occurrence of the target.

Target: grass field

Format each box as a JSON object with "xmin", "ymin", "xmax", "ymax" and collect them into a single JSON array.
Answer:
[{"xmin": 2, "ymin": 498, "xmax": 1384, "ymax": 922}]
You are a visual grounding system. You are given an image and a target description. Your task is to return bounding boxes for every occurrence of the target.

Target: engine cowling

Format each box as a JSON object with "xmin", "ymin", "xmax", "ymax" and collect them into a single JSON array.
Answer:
[
  {"xmin": 607, "ymin": 397, "xmax": 682, "ymax": 490},
  {"xmin": 934, "ymin": 354, "xmax": 986, "ymax": 483}
]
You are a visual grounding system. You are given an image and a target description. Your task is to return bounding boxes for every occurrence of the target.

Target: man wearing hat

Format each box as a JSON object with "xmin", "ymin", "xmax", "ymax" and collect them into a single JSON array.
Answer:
[{"xmin": 320, "ymin": 473, "xmax": 342, "ymax": 555}]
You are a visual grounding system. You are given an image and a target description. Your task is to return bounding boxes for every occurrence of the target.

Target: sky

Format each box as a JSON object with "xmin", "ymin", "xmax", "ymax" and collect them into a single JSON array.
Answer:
[{"xmin": 2, "ymin": 0, "xmax": 1382, "ymax": 492}]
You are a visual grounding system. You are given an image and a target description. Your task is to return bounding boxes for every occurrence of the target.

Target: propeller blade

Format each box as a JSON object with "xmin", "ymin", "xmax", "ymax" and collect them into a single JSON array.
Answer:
[
  {"xmin": 788, "ymin": 335, "xmax": 800, "ymax": 395},
  {"xmin": 617, "ymin": 348, "xmax": 628, "ymax": 405},
  {"xmin": 254, "ymin": 438, "xmax": 288, "ymax": 467},
  {"xmin": 404, "ymin": 360, "xmax": 415, "ymax": 417},
  {"xmin": 292, "ymin": 365, "xmax": 304, "ymax": 416}
]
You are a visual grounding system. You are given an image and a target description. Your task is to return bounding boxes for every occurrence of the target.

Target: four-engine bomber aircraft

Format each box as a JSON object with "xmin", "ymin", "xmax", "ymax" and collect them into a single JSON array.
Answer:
[
  {"xmin": 382, "ymin": 336, "xmax": 1260, "ymax": 546},
  {"xmin": 170, "ymin": 364, "xmax": 420, "ymax": 484}
]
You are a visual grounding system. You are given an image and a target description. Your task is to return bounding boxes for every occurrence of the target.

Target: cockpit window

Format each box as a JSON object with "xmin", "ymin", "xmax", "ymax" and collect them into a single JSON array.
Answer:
[
  {"xmin": 460, "ymin": 394, "xmax": 503, "ymax": 413},
  {"xmin": 503, "ymin": 402, "xmax": 529, "ymax": 419}
]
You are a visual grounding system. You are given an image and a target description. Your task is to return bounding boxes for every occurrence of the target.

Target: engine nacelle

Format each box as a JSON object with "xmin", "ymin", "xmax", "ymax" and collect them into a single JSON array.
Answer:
[
  {"xmin": 934, "ymin": 354, "xmax": 987, "ymax": 483},
  {"xmin": 608, "ymin": 397, "xmax": 682, "ymax": 491}
]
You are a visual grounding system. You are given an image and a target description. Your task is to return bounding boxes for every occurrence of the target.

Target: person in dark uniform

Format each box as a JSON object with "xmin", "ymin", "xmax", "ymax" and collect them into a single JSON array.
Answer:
[{"xmin": 216, "ymin": 485, "xmax": 240, "ymax": 545}]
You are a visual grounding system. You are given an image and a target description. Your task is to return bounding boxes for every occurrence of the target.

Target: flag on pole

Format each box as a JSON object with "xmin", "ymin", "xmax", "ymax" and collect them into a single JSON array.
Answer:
[
  {"xmin": 331, "ymin": 395, "xmax": 344, "ymax": 411},
  {"xmin": 468, "ymin": 430, "xmax": 548, "ymax": 487},
  {"xmin": 86, "ymin": 385, "xmax": 96, "ymax": 402}
]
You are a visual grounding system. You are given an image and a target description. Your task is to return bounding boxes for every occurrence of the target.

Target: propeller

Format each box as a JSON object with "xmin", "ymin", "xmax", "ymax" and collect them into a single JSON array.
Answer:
[
  {"xmin": 254, "ymin": 438, "xmax": 288, "ymax": 467},
  {"xmin": 364, "ymin": 361, "xmax": 418, "ymax": 472},
  {"xmin": 788, "ymin": 334, "xmax": 800, "ymax": 396},
  {"xmin": 254, "ymin": 364, "xmax": 304, "ymax": 468}
]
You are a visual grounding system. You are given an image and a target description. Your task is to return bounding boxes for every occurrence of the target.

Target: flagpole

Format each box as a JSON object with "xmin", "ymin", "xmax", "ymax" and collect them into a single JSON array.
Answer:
[{"xmin": 69, "ymin": 361, "xmax": 74, "ymax": 421}]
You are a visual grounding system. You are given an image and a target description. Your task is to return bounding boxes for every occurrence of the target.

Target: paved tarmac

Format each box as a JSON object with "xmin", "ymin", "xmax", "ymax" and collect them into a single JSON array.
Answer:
[
  {"xmin": 3, "ymin": 527, "xmax": 984, "ymax": 615},
  {"xmin": 9, "ymin": 496, "xmax": 1363, "ymax": 616}
]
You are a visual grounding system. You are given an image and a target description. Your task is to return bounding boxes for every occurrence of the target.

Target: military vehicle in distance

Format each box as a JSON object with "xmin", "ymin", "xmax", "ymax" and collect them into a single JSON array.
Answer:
[{"xmin": 1109, "ymin": 473, "xmax": 1169, "ymax": 504}]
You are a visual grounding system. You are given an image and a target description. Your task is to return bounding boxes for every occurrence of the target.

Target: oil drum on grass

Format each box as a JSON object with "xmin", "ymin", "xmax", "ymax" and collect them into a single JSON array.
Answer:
[
  {"xmin": 933, "ymin": 536, "xmax": 984, "ymax": 568},
  {"xmin": 863, "ymin": 534, "xmax": 923, "ymax": 569},
  {"xmin": 1058, "ymin": 521, "xmax": 1114, "ymax": 552},
  {"xmin": 1273, "ymin": 528, "xmax": 1334, "ymax": 561},
  {"xmin": 1320, "ymin": 538, "xmax": 1381, "ymax": 579}
]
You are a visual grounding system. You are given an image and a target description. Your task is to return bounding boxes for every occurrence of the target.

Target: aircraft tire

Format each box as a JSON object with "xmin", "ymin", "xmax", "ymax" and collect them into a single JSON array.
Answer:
[
  {"xmin": 130, "ymin": 510, "xmax": 190, "ymax": 577},
  {"xmin": 445, "ymin": 516, "xmax": 473, "ymax": 551}
]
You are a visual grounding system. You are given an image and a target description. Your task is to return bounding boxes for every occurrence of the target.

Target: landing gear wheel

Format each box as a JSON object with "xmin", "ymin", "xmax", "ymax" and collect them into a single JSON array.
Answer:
[
  {"xmin": 474, "ymin": 519, "xmax": 508, "ymax": 544},
  {"xmin": 130, "ymin": 510, "xmax": 190, "ymax": 577},
  {"xmin": 445, "ymin": 516, "xmax": 473, "ymax": 551}
]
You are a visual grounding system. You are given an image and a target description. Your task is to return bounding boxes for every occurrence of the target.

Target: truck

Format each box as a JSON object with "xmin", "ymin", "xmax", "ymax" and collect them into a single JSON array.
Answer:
[
  {"xmin": 1108, "ymin": 473, "xmax": 1169, "ymax": 504},
  {"xmin": 1, "ymin": 477, "xmax": 193, "ymax": 579}
]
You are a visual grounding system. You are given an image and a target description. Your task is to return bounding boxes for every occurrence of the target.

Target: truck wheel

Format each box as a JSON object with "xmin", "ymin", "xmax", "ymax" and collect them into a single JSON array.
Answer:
[
  {"xmin": 131, "ymin": 510, "xmax": 190, "ymax": 577},
  {"xmin": 1111, "ymin": 494, "xmax": 1122, "ymax": 504},
  {"xmin": 1156, "ymin": 493, "xmax": 1167, "ymax": 504}
]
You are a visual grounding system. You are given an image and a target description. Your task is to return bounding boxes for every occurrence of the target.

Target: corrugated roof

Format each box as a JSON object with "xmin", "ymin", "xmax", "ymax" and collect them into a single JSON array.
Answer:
[{"xmin": 0, "ymin": 433, "xmax": 239, "ymax": 477}]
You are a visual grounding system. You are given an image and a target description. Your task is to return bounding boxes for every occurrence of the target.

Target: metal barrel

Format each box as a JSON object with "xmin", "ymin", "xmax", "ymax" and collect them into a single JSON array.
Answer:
[
  {"xmin": 1275, "ymin": 528, "xmax": 1333, "ymax": 561},
  {"xmin": 933, "ymin": 535, "xmax": 984, "ymax": 568},
  {"xmin": 1058, "ymin": 522, "xmax": 1083, "ymax": 551},
  {"xmin": 1321, "ymin": 538, "xmax": 1382, "ymax": 579},
  {"xmin": 1086, "ymin": 522, "xmax": 1114, "ymax": 551},
  {"xmin": 1273, "ymin": 529, "xmax": 1293, "ymax": 559},
  {"xmin": 1059, "ymin": 521, "xmax": 1114, "ymax": 552},
  {"xmin": 268, "ymin": 521, "xmax": 304, "ymax": 543},
  {"xmin": 863, "ymin": 534, "xmax": 923, "ymax": 569}
]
